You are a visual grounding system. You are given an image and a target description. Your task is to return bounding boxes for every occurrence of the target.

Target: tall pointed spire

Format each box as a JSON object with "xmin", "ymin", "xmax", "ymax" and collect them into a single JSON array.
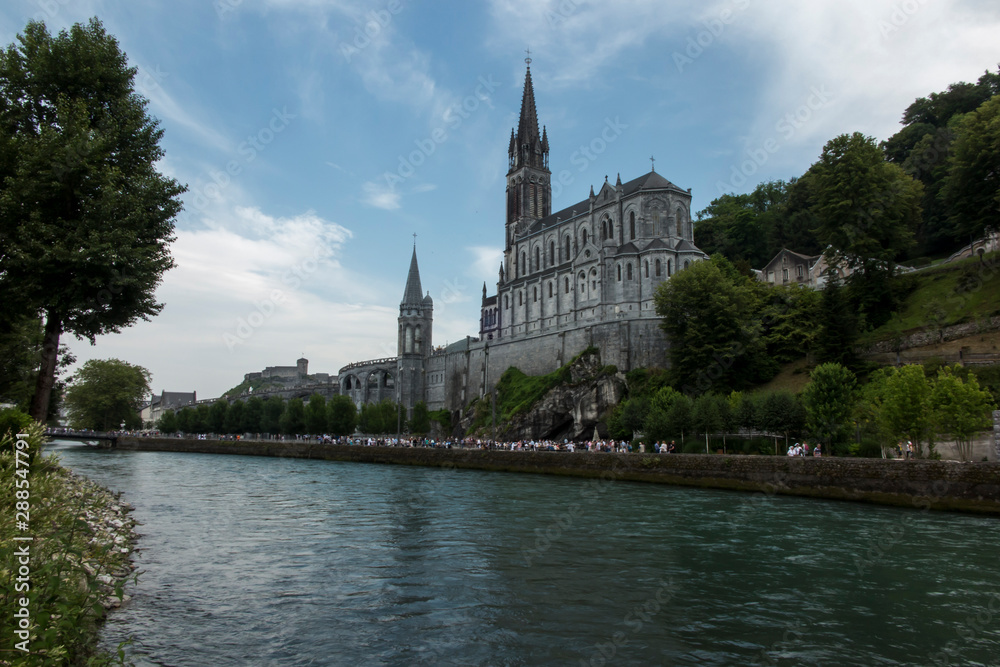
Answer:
[
  {"xmin": 401, "ymin": 245, "xmax": 423, "ymax": 306},
  {"xmin": 508, "ymin": 61, "xmax": 548, "ymax": 172}
]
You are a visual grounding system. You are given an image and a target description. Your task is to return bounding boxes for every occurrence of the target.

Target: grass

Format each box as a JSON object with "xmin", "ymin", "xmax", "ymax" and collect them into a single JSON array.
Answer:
[{"xmin": 862, "ymin": 251, "xmax": 1000, "ymax": 344}]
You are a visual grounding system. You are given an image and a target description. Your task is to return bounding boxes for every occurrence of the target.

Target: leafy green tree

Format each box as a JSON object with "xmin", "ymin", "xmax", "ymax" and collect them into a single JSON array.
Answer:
[
  {"xmin": 157, "ymin": 409, "xmax": 177, "ymax": 434},
  {"xmin": 802, "ymin": 362, "xmax": 857, "ymax": 455},
  {"xmin": 815, "ymin": 274, "xmax": 859, "ymax": 367},
  {"xmin": 944, "ymin": 95, "xmax": 1000, "ymax": 243},
  {"xmin": 0, "ymin": 19, "xmax": 186, "ymax": 421},
  {"xmin": 880, "ymin": 364, "xmax": 932, "ymax": 456},
  {"xmin": 63, "ymin": 358, "xmax": 150, "ymax": 430},
  {"xmin": 280, "ymin": 398, "xmax": 305, "ymax": 435},
  {"xmin": 760, "ymin": 391, "xmax": 806, "ymax": 443},
  {"xmin": 242, "ymin": 396, "xmax": 263, "ymax": 433},
  {"xmin": 194, "ymin": 404, "xmax": 211, "ymax": 434},
  {"xmin": 0, "ymin": 313, "xmax": 75, "ymax": 420},
  {"xmin": 175, "ymin": 407, "xmax": 192, "ymax": 434},
  {"xmin": 692, "ymin": 393, "xmax": 722, "ymax": 452},
  {"xmin": 327, "ymin": 394, "xmax": 357, "ymax": 436},
  {"xmin": 666, "ymin": 393, "xmax": 694, "ymax": 445},
  {"xmin": 408, "ymin": 400, "xmax": 431, "ymax": 435},
  {"xmin": 654, "ymin": 255, "xmax": 771, "ymax": 393},
  {"xmin": 209, "ymin": 399, "xmax": 228, "ymax": 434},
  {"xmin": 262, "ymin": 396, "xmax": 284, "ymax": 435},
  {"xmin": 853, "ymin": 367, "xmax": 893, "ymax": 456},
  {"xmin": 929, "ymin": 365, "xmax": 995, "ymax": 461},
  {"xmin": 760, "ymin": 284, "xmax": 821, "ymax": 363},
  {"xmin": 225, "ymin": 400, "xmax": 244, "ymax": 434},
  {"xmin": 810, "ymin": 132, "xmax": 923, "ymax": 326},
  {"xmin": 304, "ymin": 394, "xmax": 327, "ymax": 434}
]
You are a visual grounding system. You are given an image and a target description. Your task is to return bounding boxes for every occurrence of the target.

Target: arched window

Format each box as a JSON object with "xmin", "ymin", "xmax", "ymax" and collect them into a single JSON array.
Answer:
[
  {"xmin": 548, "ymin": 282, "xmax": 553, "ymax": 298},
  {"xmin": 676, "ymin": 211, "xmax": 683, "ymax": 237},
  {"xmin": 533, "ymin": 286, "xmax": 537, "ymax": 302},
  {"xmin": 520, "ymin": 252, "xmax": 526, "ymax": 278},
  {"xmin": 602, "ymin": 220, "xmax": 607, "ymax": 239},
  {"xmin": 549, "ymin": 241, "xmax": 555, "ymax": 265},
  {"xmin": 630, "ymin": 211, "xmax": 636, "ymax": 240},
  {"xmin": 535, "ymin": 246, "xmax": 540, "ymax": 271},
  {"xmin": 617, "ymin": 264, "xmax": 622, "ymax": 281},
  {"xmin": 655, "ymin": 259, "xmax": 662, "ymax": 277},
  {"xmin": 667, "ymin": 259, "xmax": 672, "ymax": 277},
  {"xmin": 582, "ymin": 229, "xmax": 588, "ymax": 246},
  {"xmin": 564, "ymin": 235, "xmax": 570, "ymax": 260},
  {"xmin": 565, "ymin": 277, "xmax": 570, "ymax": 293},
  {"xmin": 591, "ymin": 268, "xmax": 598, "ymax": 291},
  {"xmin": 644, "ymin": 260, "xmax": 649, "ymax": 278},
  {"xmin": 627, "ymin": 263, "xmax": 633, "ymax": 280},
  {"xmin": 519, "ymin": 291, "xmax": 523, "ymax": 306},
  {"xmin": 414, "ymin": 325, "xmax": 422, "ymax": 353},
  {"xmin": 504, "ymin": 294, "xmax": 509, "ymax": 309},
  {"xmin": 405, "ymin": 325, "xmax": 413, "ymax": 354},
  {"xmin": 579, "ymin": 271, "xmax": 586, "ymax": 294},
  {"xmin": 685, "ymin": 260, "xmax": 690, "ymax": 270}
]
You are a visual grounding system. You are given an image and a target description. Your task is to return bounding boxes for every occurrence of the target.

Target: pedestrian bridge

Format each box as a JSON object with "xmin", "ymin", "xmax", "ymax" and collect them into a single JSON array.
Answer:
[{"xmin": 44, "ymin": 428, "xmax": 119, "ymax": 446}]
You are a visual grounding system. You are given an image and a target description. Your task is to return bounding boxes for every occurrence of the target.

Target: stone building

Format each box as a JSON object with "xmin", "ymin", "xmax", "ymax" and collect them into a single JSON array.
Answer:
[{"xmin": 340, "ymin": 62, "xmax": 707, "ymax": 419}]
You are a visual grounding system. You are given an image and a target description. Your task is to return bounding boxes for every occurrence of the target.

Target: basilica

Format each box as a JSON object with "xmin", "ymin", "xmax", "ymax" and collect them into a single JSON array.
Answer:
[{"xmin": 339, "ymin": 62, "xmax": 707, "ymax": 416}]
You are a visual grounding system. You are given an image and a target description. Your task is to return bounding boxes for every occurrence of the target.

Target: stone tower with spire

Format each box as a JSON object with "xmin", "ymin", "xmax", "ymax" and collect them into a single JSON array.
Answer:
[
  {"xmin": 506, "ymin": 59, "xmax": 551, "ymax": 254},
  {"xmin": 397, "ymin": 245, "xmax": 433, "ymax": 416}
]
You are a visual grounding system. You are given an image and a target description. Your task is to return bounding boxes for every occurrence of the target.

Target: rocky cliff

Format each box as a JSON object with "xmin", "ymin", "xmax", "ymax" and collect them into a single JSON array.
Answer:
[{"xmin": 460, "ymin": 350, "xmax": 626, "ymax": 441}]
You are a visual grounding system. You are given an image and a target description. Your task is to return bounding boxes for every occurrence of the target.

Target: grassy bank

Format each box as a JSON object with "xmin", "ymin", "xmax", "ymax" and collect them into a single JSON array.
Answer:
[{"xmin": 1, "ymin": 422, "xmax": 137, "ymax": 666}]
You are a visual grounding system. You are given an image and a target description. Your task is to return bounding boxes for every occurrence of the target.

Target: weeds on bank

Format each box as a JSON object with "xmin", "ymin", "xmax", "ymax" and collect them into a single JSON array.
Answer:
[{"xmin": 0, "ymin": 422, "xmax": 135, "ymax": 666}]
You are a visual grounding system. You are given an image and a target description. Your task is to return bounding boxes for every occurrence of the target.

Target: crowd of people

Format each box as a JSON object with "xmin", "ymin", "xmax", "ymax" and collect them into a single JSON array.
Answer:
[{"xmin": 786, "ymin": 442, "xmax": 822, "ymax": 457}]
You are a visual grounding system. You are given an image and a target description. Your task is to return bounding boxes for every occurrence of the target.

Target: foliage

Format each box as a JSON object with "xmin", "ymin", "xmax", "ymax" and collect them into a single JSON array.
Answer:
[
  {"xmin": 224, "ymin": 400, "xmax": 244, "ymax": 434},
  {"xmin": 494, "ymin": 363, "xmax": 572, "ymax": 422},
  {"xmin": 0, "ymin": 19, "xmax": 186, "ymax": 420},
  {"xmin": 157, "ymin": 409, "xmax": 177, "ymax": 434},
  {"xmin": 243, "ymin": 396, "xmax": 264, "ymax": 433},
  {"xmin": 304, "ymin": 394, "xmax": 327, "ymax": 434},
  {"xmin": 209, "ymin": 399, "xmax": 228, "ymax": 433},
  {"xmin": 814, "ymin": 275, "xmax": 859, "ymax": 367},
  {"xmin": 63, "ymin": 358, "xmax": 150, "ymax": 430},
  {"xmin": 654, "ymin": 255, "xmax": 774, "ymax": 393},
  {"xmin": 429, "ymin": 408, "xmax": 452, "ymax": 433},
  {"xmin": 929, "ymin": 365, "xmax": 995, "ymax": 461},
  {"xmin": 327, "ymin": 395, "xmax": 357, "ymax": 436},
  {"xmin": 802, "ymin": 362, "xmax": 858, "ymax": 454},
  {"xmin": 809, "ymin": 132, "xmax": 923, "ymax": 327},
  {"xmin": 878, "ymin": 364, "xmax": 932, "ymax": 456},
  {"xmin": 943, "ymin": 95, "xmax": 1000, "ymax": 242},
  {"xmin": 1, "ymin": 423, "xmax": 135, "ymax": 665},
  {"xmin": 408, "ymin": 401, "xmax": 431, "ymax": 435},
  {"xmin": 759, "ymin": 284, "xmax": 822, "ymax": 363},
  {"xmin": 357, "ymin": 399, "xmax": 400, "ymax": 435},
  {"xmin": 0, "ymin": 407, "xmax": 36, "ymax": 461},
  {"xmin": 279, "ymin": 398, "xmax": 305, "ymax": 435},
  {"xmin": 262, "ymin": 396, "xmax": 285, "ymax": 435}
]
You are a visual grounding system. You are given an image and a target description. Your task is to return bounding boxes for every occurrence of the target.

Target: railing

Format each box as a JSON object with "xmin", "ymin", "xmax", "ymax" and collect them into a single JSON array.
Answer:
[{"xmin": 338, "ymin": 357, "xmax": 397, "ymax": 373}]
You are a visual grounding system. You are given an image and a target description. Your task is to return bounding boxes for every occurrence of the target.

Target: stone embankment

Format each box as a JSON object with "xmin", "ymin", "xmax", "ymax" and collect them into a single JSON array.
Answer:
[{"xmin": 116, "ymin": 437, "xmax": 1000, "ymax": 515}]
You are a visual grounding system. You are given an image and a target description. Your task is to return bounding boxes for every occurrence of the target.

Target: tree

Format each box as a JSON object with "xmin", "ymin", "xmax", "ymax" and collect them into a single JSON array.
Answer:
[
  {"xmin": 809, "ymin": 132, "xmax": 923, "ymax": 326},
  {"xmin": 666, "ymin": 393, "xmax": 693, "ymax": 445},
  {"xmin": 63, "ymin": 358, "xmax": 150, "ymax": 430},
  {"xmin": 0, "ymin": 19, "xmax": 185, "ymax": 421},
  {"xmin": 304, "ymin": 394, "xmax": 327, "ymax": 434},
  {"xmin": 175, "ymin": 407, "xmax": 192, "ymax": 434},
  {"xmin": 157, "ymin": 409, "xmax": 177, "ymax": 434},
  {"xmin": 209, "ymin": 399, "xmax": 228, "ymax": 434},
  {"xmin": 880, "ymin": 364, "xmax": 932, "ymax": 457},
  {"xmin": 692, "ymin": 393, "xmax": 722, "ymax": 453},
  {"xmin": 654, "ymin": 255, "xmax": 771, "ymax": 393},
  {"xmin": 242, "ymin": 396, "xmax": 263, "ymax": 433},
  {"xmin": 194, "ymin": 404, "xmax": 211, "ymax": 434},
  {"xmin": 929, "ymin": 366, "xmax": 995, "ymax": 461},
  {"xmin": 944, "ymin": 95, "xmax": 1000, "ymax": 243},
  {"xmin": 327, "ymin": 395, "xmax": 357, "ymax": 436},
  {"xmin": 802, "ymin": 362, "xmax": 857, "ymax": 455},
  {"xmin": 280, "ymin": 398, "xmax": 305, "ymax": 435},
  {"xmin": 225, "ymin": 400, "xmax": 244, "ymax": 434},
  {"xmin": 262, "ymin": 396, "xmax": 284, "ymax": 435},
  {"xmin": 408, "ymin": 400, "xmax": 431, "ymax": 435},
  {"xmin": 814, "ymin": 274, "xmax": 859, "ymax": 367}
]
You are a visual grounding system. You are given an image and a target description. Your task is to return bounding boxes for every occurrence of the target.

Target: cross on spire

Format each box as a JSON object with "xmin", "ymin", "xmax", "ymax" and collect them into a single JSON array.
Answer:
[
  {"xmin": 524, "ymin": 48, "xmax": 532, "ymax": 65},
  {"xmin": 412, "ymin": 232, "xmax": 417, "ymax": 247},
  {"xmin": 650, "ymin": 155, "xmax": 656, "ymax": 172}
]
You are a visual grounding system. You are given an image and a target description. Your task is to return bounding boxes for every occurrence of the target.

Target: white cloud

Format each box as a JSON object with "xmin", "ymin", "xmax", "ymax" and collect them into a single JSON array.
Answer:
[{"xmin": 361, "ymin": 180, "xmax": 401, "ymax": 209}]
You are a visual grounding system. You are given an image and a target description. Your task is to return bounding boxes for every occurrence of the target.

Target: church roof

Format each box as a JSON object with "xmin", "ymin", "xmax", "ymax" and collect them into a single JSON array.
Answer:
[
  {"xmin": 517, "ymin": 66, "xmax": 541, "ymax": 147},
  {"xmin": 524, "ymin": 170, "xmax": 686, "ymax": 236},
  {"xmin": 674, "ymin": 238, "xmax": 699, "ymax": 252},
  {"xmin": 616, "ymin": 242, "xmax": 640, "ymax": 254},
  {"xmin": 644, "ymin": 238, "xmax": 673, "ymax": 250},
  {"xmin": 401, "ymin": 246, "xmax": 424, "ymax": 306}
]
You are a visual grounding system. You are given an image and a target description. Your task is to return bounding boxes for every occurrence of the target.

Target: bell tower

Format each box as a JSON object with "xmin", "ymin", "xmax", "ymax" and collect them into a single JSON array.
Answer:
[
  {"xmin": 505, "ymin": 55, "xmax": 551, "ymax": 250},
  {"xmin": 397, "ymin": 242, "xmax": 432, "ymax": 416}
]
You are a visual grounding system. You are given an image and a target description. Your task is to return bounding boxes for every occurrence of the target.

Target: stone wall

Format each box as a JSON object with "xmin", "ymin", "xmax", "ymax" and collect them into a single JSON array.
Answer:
[
  {"xmin": 861, "ymin": 316, "xmax": 1000, "ymax": 357},
  {"xmin": 115, "ymin": 437, "xmax": 1000, "ymax": 515}
]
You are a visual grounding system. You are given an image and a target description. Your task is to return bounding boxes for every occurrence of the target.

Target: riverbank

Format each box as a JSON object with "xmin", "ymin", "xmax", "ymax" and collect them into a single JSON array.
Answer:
[
  {"xmin": 115, "ymin": 436, "xmax": 1000, "ymax": 515},
  {"xmin": 1, "ymin": 432, "xmax": 138, "ymax": 666}
]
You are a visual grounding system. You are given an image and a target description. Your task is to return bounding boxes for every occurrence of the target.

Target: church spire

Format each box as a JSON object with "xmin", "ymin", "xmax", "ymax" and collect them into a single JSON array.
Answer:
[
  {"xmin": 509, "ymin": 61, "xmax": 548, "ymax": 171},
  {"xmin": 401, "ymin": 245, "xmax": 423, "ymax": 306}
]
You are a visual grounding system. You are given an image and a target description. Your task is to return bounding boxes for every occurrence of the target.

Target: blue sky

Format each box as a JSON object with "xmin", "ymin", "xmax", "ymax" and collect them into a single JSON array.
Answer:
[{"xmin": 2, "ymin": 0, "xmax": 998, "ymax": 399}]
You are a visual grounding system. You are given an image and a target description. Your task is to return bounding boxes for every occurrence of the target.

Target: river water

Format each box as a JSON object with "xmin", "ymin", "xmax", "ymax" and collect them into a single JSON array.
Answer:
[{"xmin": 50, "ymin": 440, "xmax": 1000, "ymax": 666}]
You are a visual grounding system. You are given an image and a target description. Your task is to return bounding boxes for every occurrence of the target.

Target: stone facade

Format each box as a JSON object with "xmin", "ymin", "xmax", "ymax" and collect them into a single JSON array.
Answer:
[{"xmin": 338, "ymin": 63, "xmax": 707, "ymax": 418}]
